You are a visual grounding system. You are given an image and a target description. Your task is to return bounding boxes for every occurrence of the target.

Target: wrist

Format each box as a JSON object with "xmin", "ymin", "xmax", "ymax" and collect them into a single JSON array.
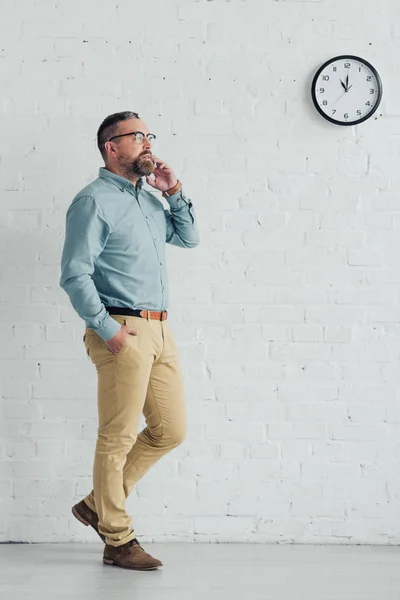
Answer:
[{"xmin": 162, "ymin": 180, "xmax": 182, "ymax": 197}]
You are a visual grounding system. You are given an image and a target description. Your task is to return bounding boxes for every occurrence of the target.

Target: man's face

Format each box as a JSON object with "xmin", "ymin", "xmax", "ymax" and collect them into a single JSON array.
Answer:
[{"xmin": 106, "ymin": 118, "xmax": 156, "ymax": 178}]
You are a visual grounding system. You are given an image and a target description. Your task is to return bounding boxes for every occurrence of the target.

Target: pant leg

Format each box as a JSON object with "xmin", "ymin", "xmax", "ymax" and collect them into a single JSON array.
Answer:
[
  {"xmin": 122, "ymin": 320, "xmax": 187, "ymax": 498},
  {"xmin": 83, "ymin": 315, "xmax": 159, "ymax": 547},
  {"xmin": 84, "ymin": 319, "xmax": 187, "ymax": 513}
]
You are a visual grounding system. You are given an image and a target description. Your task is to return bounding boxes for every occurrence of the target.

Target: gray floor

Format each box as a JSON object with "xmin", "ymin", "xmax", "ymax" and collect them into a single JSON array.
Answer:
[{"xmin": 0, "ymin": 542, "xmax": 399, "ymax": 600}]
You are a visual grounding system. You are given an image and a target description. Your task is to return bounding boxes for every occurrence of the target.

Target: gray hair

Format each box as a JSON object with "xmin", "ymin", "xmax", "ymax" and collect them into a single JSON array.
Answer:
[{"xmin": 97, "ymin": 111, "xmax": 140, "ymax": 160}]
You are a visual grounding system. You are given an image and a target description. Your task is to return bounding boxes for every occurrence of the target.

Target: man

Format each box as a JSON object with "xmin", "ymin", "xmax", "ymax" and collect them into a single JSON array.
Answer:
[{"xmin": 60, "ymin": 111, "xmax": 199, "ymax": 570}]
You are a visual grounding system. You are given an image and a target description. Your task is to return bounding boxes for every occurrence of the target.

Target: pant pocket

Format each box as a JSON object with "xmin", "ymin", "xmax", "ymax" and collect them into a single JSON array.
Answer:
[{"xmin": 83, "ymin": 333, "xmax": 91, "ymax": 357}]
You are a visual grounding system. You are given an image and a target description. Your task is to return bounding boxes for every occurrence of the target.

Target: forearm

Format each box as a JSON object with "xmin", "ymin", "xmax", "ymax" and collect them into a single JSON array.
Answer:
[
  {"xmin": 165, "ymin": 188, "xmax": 200, "ymax": 248},
  {"xmin": 61, "ymin": 273, "xmax": 121, "ymax": 341}
]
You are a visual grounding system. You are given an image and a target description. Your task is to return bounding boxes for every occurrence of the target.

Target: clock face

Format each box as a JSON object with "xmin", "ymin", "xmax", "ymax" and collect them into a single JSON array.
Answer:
[{"xmin": 311, "ymin": 55, "xmax": 383, "ymax": 126}]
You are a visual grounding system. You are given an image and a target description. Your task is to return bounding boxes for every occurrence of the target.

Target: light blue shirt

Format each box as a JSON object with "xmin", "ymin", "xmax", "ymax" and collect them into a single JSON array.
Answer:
[{"xmin": 60, "ymin": 167, "xmax": 199, "ymax": 341}]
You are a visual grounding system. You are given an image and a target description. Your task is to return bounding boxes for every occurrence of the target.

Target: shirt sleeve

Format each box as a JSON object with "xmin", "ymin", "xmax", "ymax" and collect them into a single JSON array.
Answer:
[
  {"xmin": 59, "ymin": 195, "xmax": 121, "ymax": 342},
  {"xmin": 164, "ymin": 188, "xmax": 200, "ymax": 248}
]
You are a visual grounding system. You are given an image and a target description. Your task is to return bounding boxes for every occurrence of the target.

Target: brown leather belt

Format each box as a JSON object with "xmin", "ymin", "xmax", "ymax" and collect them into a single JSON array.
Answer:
[{"xmin": 106, "ymin": 307, "xmax": 168, "ymax": 321}]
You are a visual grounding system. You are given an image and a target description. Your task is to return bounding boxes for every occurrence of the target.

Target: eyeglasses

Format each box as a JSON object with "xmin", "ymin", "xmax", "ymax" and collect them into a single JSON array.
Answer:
[{"xmin": 108, "ymin": 131, "xmax": 157, "ymax": 145}]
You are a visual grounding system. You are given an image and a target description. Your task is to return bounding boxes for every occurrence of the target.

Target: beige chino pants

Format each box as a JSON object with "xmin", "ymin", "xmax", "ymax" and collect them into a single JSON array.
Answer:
[{"xmin": 82, "ymin": 314, "xmax": 186, "ymax": 547}]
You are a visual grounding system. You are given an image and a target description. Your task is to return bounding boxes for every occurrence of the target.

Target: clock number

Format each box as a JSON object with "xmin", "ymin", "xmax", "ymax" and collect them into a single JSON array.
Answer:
[
  {"xmin": 332, "ymin": 110, "xmax": 336, "ymax": 115},
  {"xmin": 322, "ymin": 75, "xmax": 329, "ymax": 81},
  {"xmin": 370, "ymin": 89, "xmax": 375, "ymax": 94},
  {"xmin": 344, "ymin": 113, "xmax": 349, "ymax": 119},
  {"xmin": 344, "ymin": 62, "xmax": 351, "ymax": 68},
  {"xmin": 367, "ymin": 76, "xmax": 372, "ymax": 81},
  {"xmin": 357, "ymin": 110, "xmax": 362, "ymax": 116},
  {"xmin": 333, "ymin": 66, "xmax": 337, "ymax": 72},
  {"xmin": 366, "ymin": 101, "xmax": 371, "ymax": 106},
  {"xmin": 319, "ymin": 88, "xmax": 325, "ymax": 93},
  {"xmin": 322, "ymin": 100, "xmax": 328, "ymax": 106}
]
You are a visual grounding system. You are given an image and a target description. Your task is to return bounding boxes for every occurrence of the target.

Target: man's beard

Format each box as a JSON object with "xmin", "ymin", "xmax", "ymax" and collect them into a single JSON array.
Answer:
[{"xmin": 119, "ymin": 152, "xmax": 155, "ymax": 180}]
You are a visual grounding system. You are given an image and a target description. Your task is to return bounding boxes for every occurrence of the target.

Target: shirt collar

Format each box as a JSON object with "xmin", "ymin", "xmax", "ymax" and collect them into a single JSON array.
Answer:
[{"xmin": 99, "ymin": 167, "xmax": 144, "ymax": 192}]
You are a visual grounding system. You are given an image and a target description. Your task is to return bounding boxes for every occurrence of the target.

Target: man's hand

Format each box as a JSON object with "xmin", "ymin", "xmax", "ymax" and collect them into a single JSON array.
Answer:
[
  {"xmin": 106, "ymin": 325, "xmax": 139, "ymax": 355},
  {"xmin": 146, "ymin": 156, "xmax": 178, "ymax": 193}
]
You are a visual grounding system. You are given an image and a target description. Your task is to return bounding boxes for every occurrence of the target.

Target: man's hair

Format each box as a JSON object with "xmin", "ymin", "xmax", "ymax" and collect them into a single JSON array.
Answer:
[{"xmin": 97, "ymin": 111, "xmax": 140, "ymax": 160}]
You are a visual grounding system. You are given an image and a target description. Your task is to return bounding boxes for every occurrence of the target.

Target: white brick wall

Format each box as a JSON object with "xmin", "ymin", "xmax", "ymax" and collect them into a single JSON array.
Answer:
[{"xmin": 0, "ymin": 0, "xmax": 399, "ymax": 544}]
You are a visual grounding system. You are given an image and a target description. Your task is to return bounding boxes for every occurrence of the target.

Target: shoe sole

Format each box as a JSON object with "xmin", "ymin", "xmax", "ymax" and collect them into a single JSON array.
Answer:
[
  {"xmin": 71, "ymin": 505, "xmax": 106, "ymax": 543},
  {"xmin": 103, "ymin": 558, "xmax": 162, "ymax": 570}
]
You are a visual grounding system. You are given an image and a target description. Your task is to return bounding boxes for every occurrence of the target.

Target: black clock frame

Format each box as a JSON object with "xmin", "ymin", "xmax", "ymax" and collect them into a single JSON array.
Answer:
[{"xmin": 311, "ymin": 55, "xmax": 383, "ymax": 126}]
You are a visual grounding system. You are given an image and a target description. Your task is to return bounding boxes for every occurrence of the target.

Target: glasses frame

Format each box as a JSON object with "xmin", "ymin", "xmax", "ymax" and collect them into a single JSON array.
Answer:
[{"xmin": 108, "ymin": 131, "xmax": 157, "ymax": 144}]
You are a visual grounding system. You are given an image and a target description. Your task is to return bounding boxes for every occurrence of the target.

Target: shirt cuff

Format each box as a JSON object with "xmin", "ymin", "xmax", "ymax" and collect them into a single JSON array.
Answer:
[
  {"xmin": 165, "ymin": 188, "xmax": 189, "ymax": 210},
  {"xmin": 93, "ymin": 315, "xmax": 122, "ymax": 342}
]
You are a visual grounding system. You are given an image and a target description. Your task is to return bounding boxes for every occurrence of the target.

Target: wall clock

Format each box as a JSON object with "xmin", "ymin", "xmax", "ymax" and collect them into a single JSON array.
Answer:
[{"xmin": 311, "ymin": 55, "xmax": 383, "ymax": 126}]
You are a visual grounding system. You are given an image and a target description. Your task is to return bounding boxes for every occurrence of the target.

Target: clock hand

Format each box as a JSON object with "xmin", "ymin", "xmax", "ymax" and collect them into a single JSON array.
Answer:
[
  {"xmin": 332, "ymin": 90, "xmax": 347, "ymax": 106},
  {"xmin": 340, "ymin": 79, "xmax": 347, "ymax": 92},
  {"xmin": 345, "ymin": 73, "xmax": 349, "ymax": 91}
]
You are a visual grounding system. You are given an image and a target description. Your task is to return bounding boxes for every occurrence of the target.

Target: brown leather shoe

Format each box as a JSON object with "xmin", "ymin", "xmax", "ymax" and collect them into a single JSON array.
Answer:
[
  {"xmin": 71, "ymin": 499, "xmax": 106, "ymax": 543},
  {"xmin": 103, "ymin": 538, "xmax": 163, "ymax": 570}
]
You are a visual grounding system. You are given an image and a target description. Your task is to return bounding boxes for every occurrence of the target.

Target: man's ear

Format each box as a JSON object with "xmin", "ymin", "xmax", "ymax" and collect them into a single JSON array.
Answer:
[{"xmin": 105, "ymin": 141, "xmax": 115, "ymax": 157}]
